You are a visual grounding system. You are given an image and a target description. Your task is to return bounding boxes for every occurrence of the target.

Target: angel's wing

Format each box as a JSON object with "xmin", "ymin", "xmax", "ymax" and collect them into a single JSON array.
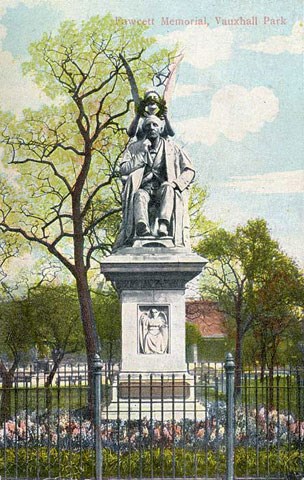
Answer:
[
  {"xmin": 163, "ymin": 52, "xmax": 184, "ymax": 105},
  {"xmin": 159, "ymin": 311, "xmax": 168, "ymax": 327},
  {"xmin": 139, "ymin": 311, "xmax": 149, "ymax": 353},
  {"xmin": 119, "ymin": 53, "xmax": 140, "ymax": 106}
]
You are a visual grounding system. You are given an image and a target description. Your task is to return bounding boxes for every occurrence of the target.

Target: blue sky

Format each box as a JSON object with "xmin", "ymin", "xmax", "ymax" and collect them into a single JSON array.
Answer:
[{"xmin": 0, "ymin": 0, "xmax": 303, "ymax": 265}]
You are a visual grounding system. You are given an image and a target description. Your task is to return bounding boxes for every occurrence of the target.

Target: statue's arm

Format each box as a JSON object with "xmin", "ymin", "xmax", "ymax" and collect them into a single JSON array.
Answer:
[
  {"xmin": 127, "ymin": 113, "xmax": 141, "ymax": 138},
  {"xmin": 120, "ymin": 147, "xmax": 146, "ymax": 176},
  {"xmin": 173, "ymin": 168, "xmax": 195, "ymax": 192},
  {"xmin": 163, "ymin": 115, "xmax": 175, "ymax": 137},
  {"xmin": 172, "ymin": 146, "xmax": 195, "ymax": 191},
  {"xmin": 158, "ymin": 100, "xmax": 174, "ymax": 137},
  {"xmin": 127, "ymin": 100, "xmax": 146, "ymax": 138}
]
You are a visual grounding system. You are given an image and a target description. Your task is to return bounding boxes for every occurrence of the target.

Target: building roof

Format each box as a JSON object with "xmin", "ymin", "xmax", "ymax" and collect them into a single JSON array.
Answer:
[{"xmin": 186, "ymin": 300, "xmax": 227, "ymax": 338}]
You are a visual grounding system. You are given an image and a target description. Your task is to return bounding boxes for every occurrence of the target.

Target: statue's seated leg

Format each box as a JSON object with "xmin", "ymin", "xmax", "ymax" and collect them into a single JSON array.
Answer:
[
  {"xmin": 136, "ymin": 222, "xmax": 151, "ymax": 237},
  {"xmin": 134, "ymin": 189, "xmax": 151, "ymax": 236},
  {"xmin": 158, "ymin": 219, "xmax": 170, "ymax": 237},
  {"xmin": 157, "ymin": 183, "xmax": 175, "ymax": 237}
]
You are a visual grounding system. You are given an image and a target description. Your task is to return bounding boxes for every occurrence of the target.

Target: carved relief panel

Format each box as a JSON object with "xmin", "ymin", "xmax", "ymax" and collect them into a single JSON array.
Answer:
[{"xmin": 138, "ymin": 305, "xmax": 170, "ymax": 354}]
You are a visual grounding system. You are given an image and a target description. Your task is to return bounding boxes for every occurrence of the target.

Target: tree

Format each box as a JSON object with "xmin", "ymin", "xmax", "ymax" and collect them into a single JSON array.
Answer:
[
  {"xmin": 29, "ymin": 284, "xmax": 85, "ymax": 388},
  {"xmin": 93, "ymin": 288, "xmax": 121, "ymax": 365},
  {"xmin": 0, "ymin": 293, "xmax": 36, "ymax": 422},
  {"xmin": 185, "ymin": 322, "xmax": 203, "ymax": 362},
  {"xmin": 0, "ymin": 234, "xmax": 21, "ymax": 282},
  {"xmin": 0, "ymin": 257, "xmax": 60, "ymax": 421},
  {"xmin": 250, "ymin": 254, "xmax": 303, "ymax": 387},
  {"xmin": 189, "ymin": 183, "xmax": 218, "ymax": 245},
  {"xmin": 0, "ymin": 15, "xmax": 174, "ymax": 387},
  {"xmin": 196, "ymin": 219, "xmax": 289, "ymax": 392}
]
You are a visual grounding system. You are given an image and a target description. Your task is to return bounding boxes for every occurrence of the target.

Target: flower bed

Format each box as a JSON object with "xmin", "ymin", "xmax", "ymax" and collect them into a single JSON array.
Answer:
[{"xmin": 0, "ymin": 402, "xmax": 303, "ymax": 450}]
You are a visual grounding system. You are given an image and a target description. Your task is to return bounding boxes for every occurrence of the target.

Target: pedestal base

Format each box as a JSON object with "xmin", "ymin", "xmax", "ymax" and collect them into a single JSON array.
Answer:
[
  {"xmin": 132, "ymin": 236, "xmax": 175, "ymax": 249},
  {"xmin": 102, "ymin": 373, "xmax": 205, "ymax": 421}
]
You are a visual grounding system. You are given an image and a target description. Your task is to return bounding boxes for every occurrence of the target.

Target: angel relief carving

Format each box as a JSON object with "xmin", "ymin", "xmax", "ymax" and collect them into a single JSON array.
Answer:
[{"xmin": 138, "ymin": 306, "xmax": 169, "ymax": 354}]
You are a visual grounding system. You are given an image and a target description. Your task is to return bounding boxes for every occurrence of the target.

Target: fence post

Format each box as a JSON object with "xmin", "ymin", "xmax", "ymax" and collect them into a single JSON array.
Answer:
[
  {"xmin": 225, "ymin": 352, "xmax": 235, "ymax": 480},
  {"xmin": 93, "ymin": 354, "xmax": 103, "ymax": 480}
]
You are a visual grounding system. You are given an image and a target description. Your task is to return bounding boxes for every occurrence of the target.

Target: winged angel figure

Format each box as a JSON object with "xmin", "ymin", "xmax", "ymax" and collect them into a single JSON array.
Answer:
[
  {"xmin": 120, "ymin": 51, "xmax": 184, "ymax": 141},
  {"xmin": 139, "ymin": 307, "xmax": 169, "ymax": 354}
]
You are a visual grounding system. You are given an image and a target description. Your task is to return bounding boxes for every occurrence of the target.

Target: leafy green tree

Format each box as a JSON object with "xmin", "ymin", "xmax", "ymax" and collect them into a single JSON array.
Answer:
[
  {"xmin": 189, "ymin": 184, "xmax": 218, "ymax": 245},
  {"xmin": 0, "ymin": 233, "xmax": 21, "ymax": 282},
  {"xmin": 93, "ymin": 289, "xmax": 121, "ymax": 365},
  {"xmin": 29, "ymin": 284, "xmax": 85, "ymax": 387},
  {"xmin": 0, "ymin": 292, "xmax": 36, "ymax": 421},
  {"xmin": 196, "ymin": 218, "xmax": 290, "ymax": 392},
  {"xmin": 250, "ymin": 254, "xmax": 303, "ymax": 386},
  {"xmin": 185, "ymin": 321, "xmax": 203, "ymax": 362},
  {"xmin": 0, "ymin": 15, "xmax": 173, "ymax": 382}
]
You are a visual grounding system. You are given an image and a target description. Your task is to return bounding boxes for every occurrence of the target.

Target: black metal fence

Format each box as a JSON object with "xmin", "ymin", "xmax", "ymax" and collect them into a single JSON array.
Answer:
[{"xmin": 0, "ymin": 357, "xmax": 303, "ymax": 479}]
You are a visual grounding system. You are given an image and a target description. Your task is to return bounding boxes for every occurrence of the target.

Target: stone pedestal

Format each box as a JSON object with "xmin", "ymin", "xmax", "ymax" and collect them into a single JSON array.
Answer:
[
  {"xmin": 101, "ymin": 245, "xmax": 207, "ymax": 419},
  {"xmin": 103, "ymin": 373, "xmax": 205, "ymax": 420}
]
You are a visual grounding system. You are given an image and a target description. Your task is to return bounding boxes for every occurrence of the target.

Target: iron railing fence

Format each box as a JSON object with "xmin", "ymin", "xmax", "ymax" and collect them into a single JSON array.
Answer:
[
  {"xmin": 0, "ymin": 359, "xmax": 303, "ymax": 479},
  {"xmin": 0, "ymin": 362, "xmax": 119, "ymax": 388},
  {"xmin": 1, "ymin": 360, "xmax": 301, "ymax": 388},
  {"xmin": 232, "ymin": 366, "xmax": 304, "ymax": 480}
]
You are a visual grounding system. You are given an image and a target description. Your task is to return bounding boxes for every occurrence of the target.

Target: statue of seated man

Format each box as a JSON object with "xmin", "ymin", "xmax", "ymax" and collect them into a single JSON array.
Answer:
[{"xmin": 114, "ymin": 115, "xmax": 195, "ymax": 249}]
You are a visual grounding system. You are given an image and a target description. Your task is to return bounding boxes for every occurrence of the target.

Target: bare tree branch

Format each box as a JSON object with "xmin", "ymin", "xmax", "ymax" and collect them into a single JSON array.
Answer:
[
  {"xmin": 83, "ymin": 206, "xmax": 121, "ymax": 236},
  {"xmin": 8, "ymin": 156, "xmax": 72, "ymax": 194},
  {"xmin": 0, "ymin": 223, "xmax": 75, "ymax": 275}
]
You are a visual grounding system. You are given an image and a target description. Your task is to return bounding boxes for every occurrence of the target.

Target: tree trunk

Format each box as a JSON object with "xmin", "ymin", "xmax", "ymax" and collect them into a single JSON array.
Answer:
[
  {"xmin": 45, "ymin": 351, "xmax": 65, "ymax": 388},
  {"xmin": 268, "ymin": 363, "xmax": 274, "ymax": 408},
  {"xmin": 45, "ymin": 350, "xmax": 65, "ymax": 411},
  {"xmin": 0, "ymin": 360, "xmax": 18, "ymax": 424},
  {"xmin": 72, "ymin": 172, "xmax": 101, "ymax": 417},
  {"xmin": 260, "ymin": 340, "xmax": 266, "ymax": 383},
  {"xmin": 235, "ymin": 319, "xmax": 243, "ymax": 397},
  {"xmin": 268, "ymin": 340, "xmax": 278, "ymax": 408},
  {"xmin": 75, "ymin": 269, "xmax": 100, "ymax": 416}
]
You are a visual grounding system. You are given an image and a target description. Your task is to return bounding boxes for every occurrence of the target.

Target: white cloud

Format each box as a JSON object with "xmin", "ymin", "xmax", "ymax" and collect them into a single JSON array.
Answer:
[
  {"xmin": 222, "ymin": 170, "xmax": 304, "ymax": 194},
  {"xmin": 0, "ymin": 0, "xmax": 44, "ymax": 18},
  {"xmin": 0, "ymin": 0, "xmax": 109, "ymax": 21},
  {"xmin": 0, "ymin": 49, "xmax": 49, "ymax": 113},
  {"xmin": 157, "ymin": 25, "xmax": 233, "ymax": 70},
  {"xmin": 241, "ymin": 21, "xmax": 304, "ymax": 54},
  {"xmin": 173, "ymin": 84, "xmax": 210, "ymax": 98},
  {"xmin": 0, "ymin": 23, "xmax": 6, "ymax": 40},
  {"xmin": 204, "ymin": 191, "xmax": 248, "ymax": 223},
  {"xmin": 278, "ymin": 233, "xmax": 304, "ymax": 266},
  {"xmin": 0, "ymin": 6, "xmax": 49, "ymax": 114},
  {"xmin": 176, "ymin": 85, "xmax": 279, "ymax": 145},
  {"xmin": 0, "ymin": 1, "xmax": 17, "ymax": 17}
]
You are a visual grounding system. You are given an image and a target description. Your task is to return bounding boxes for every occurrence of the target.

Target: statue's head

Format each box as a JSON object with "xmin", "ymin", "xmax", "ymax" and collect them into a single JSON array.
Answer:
[
  {"xmin": 142, "ymin": 115, "xmax": 163, "ymax": 140},
  {"xmin": 149, "ymin": 307, "xmax": 159, "ymax": 318},
  {"xmin": 144, "ymin": 89, "xmax": 160, "ymax": 105}
]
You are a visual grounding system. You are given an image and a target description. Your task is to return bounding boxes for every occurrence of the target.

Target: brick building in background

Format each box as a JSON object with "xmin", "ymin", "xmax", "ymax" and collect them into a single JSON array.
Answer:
[
  {"xmin": 185, "ymin": 300, "xmax": 228, "ymax": 362},
  {"xmin": 186, "ymin": 300, "xmax": 227, "ymax": 338}
]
